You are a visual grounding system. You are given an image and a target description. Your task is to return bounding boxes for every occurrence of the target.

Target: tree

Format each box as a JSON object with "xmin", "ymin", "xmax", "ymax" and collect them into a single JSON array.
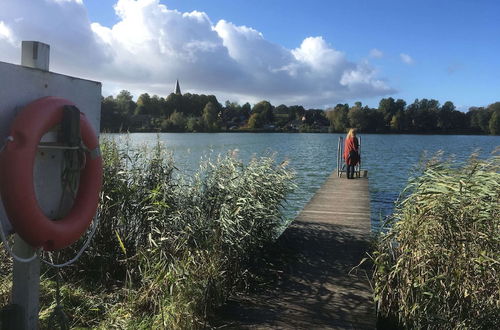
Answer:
[
  {"xmin": 390, "ymin": 112, "xmax": 401, "ymax": 131},
  {"xmin": 468, "ymin": 107, "xmax": 491, "ymax": 133},
  {"xmin": 247, "ymin": 113, "xmax": 265, "ymax": 129},
  {"xmin": 222, "ymin": 101, "xmax": 245, "ymax": 128},
  {"xmin": 274, "ymin": 104, "xmax": 289, "ymax": 114},
  {"xmin": 366, "ymin": 108, "xmax": 385, "ymax": 131},
  {"xmin": 116, "ymin": 90, "xmax": 135, "ymax": 116},
  {"xmin": 326, "ymin": 104, "xmax": 349, "ymax": 132},
  {"xmin": 487, "ymin": 102, "xmax": 500, "ymax": 135},
  {"xmin": 489, "ymin": 111, "xmax": 500, "ymax": 135},
  {"xmin": 395, "ymin": 99, "xmax": 407, "ymax": 112},
  {"xmin": 134, "ymin": 93, "xmax": 152, "ymax": 116},
  {"xmin": 406, "ymin": 99, "xmax": 439, "ymax": 131},
  {"xmin": 348, "ymin": 102, "xmax": 370, "ymax": 131},
  {"xmin": 391, "ymin": 110, "xmax": 411, "ymax": 131},
  {"xmin": 252, "ymin": 101, "xmax": 274, "ymax": 124},
  {"xmin": 165, "ymin": 93, "xmax": 182, "ymax": 117},
  {"xmin": 441, "ymin": 101, "xmax": 456, "ymax": 112},
  {"xmin": 378, "ymin": 97, "xmax": 396, "ymax": 124},
  {"xmin": 149, "ymin": 95, "xmax": 163, "ymax": 116},
  {"xmin": 202, "ymin": 102, "xmax": 220, "ymax": 132},
  {"xmin": 272, "ymin": 104, "xmax": 290, "ymax": 128},
  {"xmin": 302, "ymin": 109, "xmax": 328, "ymax": 127},
  {"xmin": 488, "ymin": 102, "xmax": 500, "ymax": 113},
  {"xmin": 168, "ymin": 111, "xmax": 187, "ymax": 132},
  {"xmin": 186, "ymin": 117, "xmax": 203, "ymax": 132},
  {"xmin": 101, "ymin": 95, "xmax": 124, "ymax": 132},
  {"xmin": 288, "ymin": 105, "xmax": 306, "ymax": 121},
  {"xmin": 241, "ymin": 102, "xmax": 251, "ymax": 120},
  {"xmin": 437, "ymin": 101, "xmax": 456, "ymax": 131}
]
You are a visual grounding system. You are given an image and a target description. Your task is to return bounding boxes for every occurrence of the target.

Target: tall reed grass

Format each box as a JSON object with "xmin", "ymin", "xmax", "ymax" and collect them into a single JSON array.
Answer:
[
  {"xmin": 372, "ymin": 151, "xmax": 500, "ymax": 329},
  {"xmin": 22, "ymin": 138, "xmax": 294, "ymax": 328}
]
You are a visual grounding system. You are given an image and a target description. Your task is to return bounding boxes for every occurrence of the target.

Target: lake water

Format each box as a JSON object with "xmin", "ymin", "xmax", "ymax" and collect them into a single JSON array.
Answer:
[{"xmin": 105, "ymin": 133, "xmax": 500, "ymax": 232}]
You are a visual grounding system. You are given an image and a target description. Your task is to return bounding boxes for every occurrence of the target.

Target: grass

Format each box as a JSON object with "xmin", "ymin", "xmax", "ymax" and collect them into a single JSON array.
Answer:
[
  {"xmin": 0, "ymin": 138, "xmax": 295, "ymax": 329},
  {"xmin": 372, "ymin": 151, "xmax": 500, "ymax": 329}
]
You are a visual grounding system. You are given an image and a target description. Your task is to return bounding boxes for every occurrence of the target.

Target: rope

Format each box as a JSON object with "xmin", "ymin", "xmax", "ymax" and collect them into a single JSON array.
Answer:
[
  {"xmin": 0, "ymin": 121, "xmax": 98, "ymax": 329},
  {"xmin": 0, "ymin": 135, "xmax": 99, "ymax": 266},
  {"xmin": 40, "ymin": 215, "xmax": 99, "ymax": 268},
  {"xmin": 38, "ymin": 144, "xmax": 99, "ymax": 268}
]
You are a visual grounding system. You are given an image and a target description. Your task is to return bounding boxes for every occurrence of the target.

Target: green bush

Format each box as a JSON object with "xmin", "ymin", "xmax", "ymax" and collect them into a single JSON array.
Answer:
[
  {"xmin": 372, "ymin": 152, "xmax": 500, "ymax": 329},
  {"xmin": 37, "ymin": 138, "xmax": 294, "ymax": 328}
]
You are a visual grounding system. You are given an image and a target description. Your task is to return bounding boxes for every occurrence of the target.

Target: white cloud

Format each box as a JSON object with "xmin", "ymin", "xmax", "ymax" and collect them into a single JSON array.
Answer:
[
  {"xmin": 369, "ymin": 48, "xmax": 383, "ymax": 58},
  {"xmin": 292, "ymin": 37, "xmax": 346, "ymax": 73},
  {"xmin": 0, "ymin": 21, "xmax": 16, "ymax": 45},
  {"xmin": 0, "ymin": 0, "xmax": 395, "ymax": 107},
  {"xmin": 400, "ymin": 53, "xmax": 414, "ymax": 65}
]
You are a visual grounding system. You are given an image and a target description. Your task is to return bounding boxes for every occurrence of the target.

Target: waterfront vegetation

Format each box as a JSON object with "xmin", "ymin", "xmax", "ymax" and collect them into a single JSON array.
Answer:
[
  {"xmin": 372, "ymin": 151, "xmax": 500, "ymax": 329},
  {"xmin": 1, "ymin": 137, "xmax": 499, "ymax": 328},
  {"xmin": 0, "ymin": 139, "xmax": 294, "ymax": 328},
  {"xmin": 101, "ymin": 89, "xmax": 500, "ymax": 134}
]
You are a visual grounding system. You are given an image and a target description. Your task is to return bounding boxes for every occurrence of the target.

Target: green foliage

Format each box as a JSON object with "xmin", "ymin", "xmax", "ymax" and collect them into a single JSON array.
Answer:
[
  {"xmin": 100, "ymin": 89, "xmax": 498, "ymax": 134},
  {"xmin": 162, "ymin": 111, "xmax": 187, "ymax": 132},
  {"xmin": 390, "ymin": 111, "xmax": 405, "ymax": 131},
  {"xmin": 186, "ymin": 116, "xmax": 203, "ymax": 132},
  {"xmin": 116, "ymin": 90, "xmax": 135, "ymax": 116},
  {"xmin": 348, "ymin": 102, "xmax": 370, "ymax": 130},
  {"xmin": 247, "ymin": 112, "xmax": 265, "ymax": 129},
  {"xmin": 100, "ymin": 95, "xmax": 125, "ymax": 132},
  {"xmin": 468, "ymin": 107, "xmax": 491, "ymax": 134},
  {"xmin": 287, "ymin": 105, "xmax": 306, "ymax": 122},
  {"xmin": 489, "ymin": 109, "xmax": 500, "ymax": 135},
  {"xmin": 326, "ymin": 104, "xmax": 349, "ymax": 132},
  {"xmin": 378, "ymin": 97, "xmax": 406, "ymax": 124},
  {"xmin": 134, "ymin": 153, "xmax": 294, "ymax": 328},
  {"xmin": 202, "ymin": 101, "xmax": 221, "ymax": 132},
  {"xmin": 252, "ymin": 101, "xmax": 274, "ymax": 124},
  {"xmin": 31, "ymin": 138, "xmax": 295, "ymax": 328},
  {"xmin": 372, "ymin": 152, "xmax": 500, "ymax": 329}
]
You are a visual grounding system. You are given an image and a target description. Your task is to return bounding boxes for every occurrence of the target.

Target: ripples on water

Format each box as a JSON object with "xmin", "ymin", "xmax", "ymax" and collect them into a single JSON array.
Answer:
[{"xmin": 105, "ymin": 133, "xmax": 500, "ymax": 233}]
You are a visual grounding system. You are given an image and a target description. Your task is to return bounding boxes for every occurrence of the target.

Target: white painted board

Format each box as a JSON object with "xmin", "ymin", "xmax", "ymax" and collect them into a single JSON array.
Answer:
[{"xmin": 0, "ymin": 60, "xmax": 101, "ymax": 235}]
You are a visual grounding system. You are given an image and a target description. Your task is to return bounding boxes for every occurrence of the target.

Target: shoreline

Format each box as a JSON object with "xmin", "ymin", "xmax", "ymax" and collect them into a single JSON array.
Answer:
[{"xmin": 101, "ymin": 129, "xmax": 495, "ymax": 136}]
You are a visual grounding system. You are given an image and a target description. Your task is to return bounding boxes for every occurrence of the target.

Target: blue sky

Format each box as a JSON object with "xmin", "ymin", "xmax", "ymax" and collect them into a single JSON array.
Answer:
[{"xmin": 1, "ymin": 0, "xmax": 499, "ymax": 109}]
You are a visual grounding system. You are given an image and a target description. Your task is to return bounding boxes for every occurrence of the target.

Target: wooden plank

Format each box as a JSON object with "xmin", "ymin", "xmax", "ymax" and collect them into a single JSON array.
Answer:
[{"xmin": 213, "ymin": 172, "xmax": 375, "ymax": 329}]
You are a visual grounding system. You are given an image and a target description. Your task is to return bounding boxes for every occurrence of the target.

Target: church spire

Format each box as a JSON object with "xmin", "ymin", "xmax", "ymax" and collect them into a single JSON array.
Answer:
[{"xmin": 174, "ymin": 79, "xmax": 182, "ymax": 95}]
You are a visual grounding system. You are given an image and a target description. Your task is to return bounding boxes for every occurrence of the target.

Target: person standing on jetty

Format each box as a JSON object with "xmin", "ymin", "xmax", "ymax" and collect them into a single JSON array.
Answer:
[{"xmin": 344, "ymin": 128, "xmax": 360, "ymax": 179}]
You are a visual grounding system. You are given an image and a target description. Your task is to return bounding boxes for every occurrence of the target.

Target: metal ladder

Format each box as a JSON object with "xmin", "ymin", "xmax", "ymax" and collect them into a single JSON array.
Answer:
[{"xmin": 336, "ymin": 136, "xmax": 361, "ymax": 178}]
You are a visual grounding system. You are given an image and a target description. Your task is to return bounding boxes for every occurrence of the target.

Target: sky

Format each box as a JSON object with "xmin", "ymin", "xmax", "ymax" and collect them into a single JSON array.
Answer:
[{"xmin": 0, "ymin": 0, "xmax": 498, "ymax": 110}]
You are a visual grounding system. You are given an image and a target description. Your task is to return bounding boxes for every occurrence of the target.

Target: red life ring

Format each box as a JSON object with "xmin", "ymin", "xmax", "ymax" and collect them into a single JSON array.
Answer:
[{"xmin": 0, "ymin": 96, "xmax": 102, "ymax": 251}]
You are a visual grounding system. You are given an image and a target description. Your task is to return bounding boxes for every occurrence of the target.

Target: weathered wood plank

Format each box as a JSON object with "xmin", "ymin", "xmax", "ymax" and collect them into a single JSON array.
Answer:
[{"xmin": 213, "ymin": 172, "xmax": 375, "ymax": 329}]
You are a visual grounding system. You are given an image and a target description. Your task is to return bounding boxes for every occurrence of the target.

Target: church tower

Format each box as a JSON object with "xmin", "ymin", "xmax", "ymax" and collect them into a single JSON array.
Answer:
[{"xmin": 174, "ymin": 79, "xmax": 182, "ymax": 95}]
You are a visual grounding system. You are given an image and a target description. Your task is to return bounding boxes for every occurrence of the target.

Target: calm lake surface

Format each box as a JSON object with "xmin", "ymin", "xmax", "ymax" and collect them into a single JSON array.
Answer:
[{"xmin": 105, "ymin": 133, "xmax": 500, "ymax": 231}]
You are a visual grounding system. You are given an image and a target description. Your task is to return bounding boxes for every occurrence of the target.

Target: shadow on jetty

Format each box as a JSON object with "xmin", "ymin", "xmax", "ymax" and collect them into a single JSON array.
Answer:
[{"xmin": 210, "ymin": 221, "xmax": 375, "ymax": 329}]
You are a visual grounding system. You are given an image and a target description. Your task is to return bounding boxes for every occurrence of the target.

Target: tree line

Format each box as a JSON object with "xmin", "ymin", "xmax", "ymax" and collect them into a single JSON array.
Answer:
[{"xmin": 101, "ymin": 90, "xmax": 500, "ymax": 135}]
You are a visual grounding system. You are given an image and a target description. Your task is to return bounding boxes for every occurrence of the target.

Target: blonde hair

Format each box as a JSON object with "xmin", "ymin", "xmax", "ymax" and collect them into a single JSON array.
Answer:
[{"xmin": 346, "ymin": 128, "xmax": 357, "ymax": 138}]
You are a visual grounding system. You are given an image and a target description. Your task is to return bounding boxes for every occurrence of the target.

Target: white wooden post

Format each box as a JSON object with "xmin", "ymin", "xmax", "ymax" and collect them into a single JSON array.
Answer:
[{"xmin": 10, "ymin": 41, "xmax": 51, "ymax": 330}]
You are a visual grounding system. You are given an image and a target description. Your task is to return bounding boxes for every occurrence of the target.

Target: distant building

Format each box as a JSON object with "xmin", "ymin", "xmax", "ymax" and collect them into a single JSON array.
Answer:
[{"xmin": 174, "ymin": 79, "xmax": 182, "ymax": 95}]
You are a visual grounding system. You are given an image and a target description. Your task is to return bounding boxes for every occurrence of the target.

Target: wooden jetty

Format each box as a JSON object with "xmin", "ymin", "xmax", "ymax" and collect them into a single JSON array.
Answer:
[{"xmin": 213, "ymin": 172, "xmax": 375, "ymax": 329}]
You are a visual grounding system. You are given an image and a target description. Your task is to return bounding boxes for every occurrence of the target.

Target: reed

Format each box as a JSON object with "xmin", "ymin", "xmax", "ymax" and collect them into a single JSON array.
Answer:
[
  {"xmin": 21, "ymin": 138, "xmax": 295, "ymax": 328},
  {"xmin": 372, "ymin": 151, "xmax": 500, "ymax": 329}
]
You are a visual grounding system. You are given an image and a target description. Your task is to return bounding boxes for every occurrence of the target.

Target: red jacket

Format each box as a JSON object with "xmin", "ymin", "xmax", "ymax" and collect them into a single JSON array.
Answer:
[{"xmin": 344, "ymin": 136, "xmax": 359, "ymax": 165}]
